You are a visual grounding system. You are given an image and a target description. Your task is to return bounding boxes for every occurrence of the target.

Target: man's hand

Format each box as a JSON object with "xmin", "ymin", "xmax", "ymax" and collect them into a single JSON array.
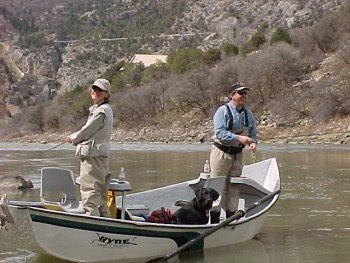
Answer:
[
  {"xmin": 249, "ymin": 142, "xmax": 257, "ymax": 151},
  {"xmin": 237, "ymin": 135, "xmax": 254, "ymax": 145},
  {"xmin": 65, "ymin": 135, "xmax": 72, "ymax": 143}
]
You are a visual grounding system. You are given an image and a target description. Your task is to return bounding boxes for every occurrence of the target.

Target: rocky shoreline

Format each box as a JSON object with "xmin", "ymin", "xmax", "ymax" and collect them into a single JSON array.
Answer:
[{"xmin": 3, "ymin": 116, "xmax": 350, "ymax": 145}]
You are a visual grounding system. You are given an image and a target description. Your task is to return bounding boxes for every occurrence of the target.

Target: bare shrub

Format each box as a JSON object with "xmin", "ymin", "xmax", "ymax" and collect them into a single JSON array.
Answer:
[
  {"xmin": 113, "ymin": 88, "xmax": 146, "ymax": 127},
  {"xmin": 29, "ymin": 105, "xmax": 45, "ymax": 132},
  {"xmin": 43, "ymin": 104, "xmax": 62, "ymax": 131},
  {"xmin": 147, "ymin": 78, "xmax": 173, "ymax": 113},
  {"xmin": 239, "ymin": 43, "xmax": 305, "ymax": 111},
  {"xmin": 168, "ymin": 68, "xmax": 214, "ymax": 116},
  {"xmin": 337, "ymin": 0, "xmax": 350, "ymax": 34},
  {"xmin": 307, "ymin": 70, "xmax": 350, "ymax": 122},
  {"xmin": 165, "ymin": 59, "xmax": 242, "ymax": 118},
  {"xmin": 207, "ymin": 57, "xmax": 240, "ymax": 107},
  {"xmin": 337, "ymin": 35, "xmax": 350, "ymax": 65},
  {"xmin": 290, "ymin": 27, "xmax": 324, "ymax": 65},
  {"xmin": 269, "ymin": 82, "xmax": 311, "ymax": 120},
  {"xmin": 308, "ymin": 79, "xmax": 338, "ymax": 122},
  {"xmin": 311, "ymin": 14, "xmax": 341, "ymax": 53},
  {"xmin": 112, "ymin": 80, "xmax": 173, "ymax": 128}
]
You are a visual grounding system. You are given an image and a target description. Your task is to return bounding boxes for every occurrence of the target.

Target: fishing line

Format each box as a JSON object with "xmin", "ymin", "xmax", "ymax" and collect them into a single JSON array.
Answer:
[{"xmin": 259, "ymin": 130, "xmax": 349, "ymax": 141}]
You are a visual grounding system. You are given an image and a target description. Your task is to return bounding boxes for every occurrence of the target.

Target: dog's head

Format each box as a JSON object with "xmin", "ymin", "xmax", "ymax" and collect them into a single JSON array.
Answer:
[{"xmin": 194, "ymin": 187, "xmax": 219, "ymax": 211}]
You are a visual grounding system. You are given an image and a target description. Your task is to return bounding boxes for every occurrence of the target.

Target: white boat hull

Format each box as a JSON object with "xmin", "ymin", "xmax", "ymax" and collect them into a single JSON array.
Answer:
[{"xmin": 29, "ymin": 207, "xmax": 270, "ymax": 262}]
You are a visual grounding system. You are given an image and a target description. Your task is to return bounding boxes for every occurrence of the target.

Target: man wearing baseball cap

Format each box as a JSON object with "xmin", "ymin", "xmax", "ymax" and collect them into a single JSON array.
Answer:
[
  {"xmin": 209, "ymin": 82, "xmax": 257, "ymax": 223},
  {"xmin": 66, "ymin": 78, "xmax": 113, "ymax": 217}
]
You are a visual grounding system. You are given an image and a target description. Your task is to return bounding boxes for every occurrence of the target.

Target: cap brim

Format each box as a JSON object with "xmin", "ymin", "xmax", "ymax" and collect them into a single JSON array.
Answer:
[
  {"xmin": 92, "ymin": 84, "xmax": 108, "ymax": 92},
  {"xmin": 234, "ymin": 86, "xmax": 250, "ymax": 91}
]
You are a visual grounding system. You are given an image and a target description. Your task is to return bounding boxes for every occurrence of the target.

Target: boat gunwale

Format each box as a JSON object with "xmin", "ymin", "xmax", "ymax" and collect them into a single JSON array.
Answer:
[{"xmin": 8, "ymin": 190, "xmax": 279, "ymax": 231}]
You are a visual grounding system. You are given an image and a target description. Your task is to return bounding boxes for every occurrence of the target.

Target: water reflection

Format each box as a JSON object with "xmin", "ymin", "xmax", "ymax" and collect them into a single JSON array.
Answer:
[{"xmin": 182, "ymin": 239, "xmax": 270, "ymax": 263}]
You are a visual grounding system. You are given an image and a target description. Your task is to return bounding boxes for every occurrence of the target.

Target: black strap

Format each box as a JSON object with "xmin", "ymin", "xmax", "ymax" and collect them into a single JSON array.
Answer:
[
  {"xmin": 225, "ymin": 104, "xmax": 233, "ymax": 130},
  {"xmin": 225, "ymin": 104, "xmax": 248, "ymax": 131}
]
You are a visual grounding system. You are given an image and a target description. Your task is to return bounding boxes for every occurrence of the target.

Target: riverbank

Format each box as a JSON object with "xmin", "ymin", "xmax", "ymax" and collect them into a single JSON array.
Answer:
[{"xmin": 2, "ymin": 116, "xmax": 350, "ymax": 145}]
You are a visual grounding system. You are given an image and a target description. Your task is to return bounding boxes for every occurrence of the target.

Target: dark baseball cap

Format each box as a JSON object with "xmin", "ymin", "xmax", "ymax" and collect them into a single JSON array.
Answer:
[{"xmin": 227, "ymin": 83, "xmax": 250, "ymax": 94}]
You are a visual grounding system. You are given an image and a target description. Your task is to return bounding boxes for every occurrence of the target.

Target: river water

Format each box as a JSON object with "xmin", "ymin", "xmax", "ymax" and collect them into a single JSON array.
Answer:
[{"xmin": 0, "ymin": 143, "xmax": 349, "ymax": 263}]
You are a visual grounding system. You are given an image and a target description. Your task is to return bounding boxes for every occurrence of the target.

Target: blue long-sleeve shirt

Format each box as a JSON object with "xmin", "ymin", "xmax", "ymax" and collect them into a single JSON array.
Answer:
[{"xmin": 213, "ymin": 102, "xmax": 257, "ymax": 145}]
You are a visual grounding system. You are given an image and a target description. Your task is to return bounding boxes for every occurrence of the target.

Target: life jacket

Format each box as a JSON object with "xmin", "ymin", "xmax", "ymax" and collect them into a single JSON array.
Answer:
[
  {"xmin": 144, "ymin": 207, "xmax": 174, "ymax": 224},
  {"xmin": 74, "ymin": 101, "xmax": 113, "ymax": 157}
]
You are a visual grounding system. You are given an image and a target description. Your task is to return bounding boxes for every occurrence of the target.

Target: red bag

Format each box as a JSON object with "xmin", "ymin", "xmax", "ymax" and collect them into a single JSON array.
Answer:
[{"xmin": 144, "ymin": 207, "xmax": 173, "ymax": 224}]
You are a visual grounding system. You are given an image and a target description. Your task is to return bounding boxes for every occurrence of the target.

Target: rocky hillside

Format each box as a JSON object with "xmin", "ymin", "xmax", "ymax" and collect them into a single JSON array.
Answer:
[{"xmin": 0, "ymin": 0, "xmax": 349, "ymax": 142}]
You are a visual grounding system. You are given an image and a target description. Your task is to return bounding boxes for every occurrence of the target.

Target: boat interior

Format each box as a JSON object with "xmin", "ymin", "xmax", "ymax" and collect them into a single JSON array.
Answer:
[
  {"xmin": 29, "ymin": 158, "xmax": 279, "ymax": 223},
  {"xmin": 115, "ymin": 158, "xmax": 279, "ymax": 221}
]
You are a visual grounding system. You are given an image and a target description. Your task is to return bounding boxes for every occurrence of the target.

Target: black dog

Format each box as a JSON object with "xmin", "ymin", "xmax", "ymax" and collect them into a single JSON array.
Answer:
[{"xmin": 172, "ymin": 187, "xmax": 219, "ymax": 225}]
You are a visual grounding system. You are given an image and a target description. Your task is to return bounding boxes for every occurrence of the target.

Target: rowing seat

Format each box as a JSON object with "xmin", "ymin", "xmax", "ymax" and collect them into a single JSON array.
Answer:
[
  {"xmin": 203, "ymin": 176, "xmax": 226, "ymax": 207},
  {"xmin": 40, "ymin": 167, "xmax": 85, "ymax": 214},
  {"xmin": 229, "ymin": 177, "xmax": 271, "ymax": 196},
  {"xmin": 187, "ymin": 172, "xmax": 210, "ymax": 191},
  {"xmin": 115, "ymin": 199, "xmax": 149, "ymax": 221}
]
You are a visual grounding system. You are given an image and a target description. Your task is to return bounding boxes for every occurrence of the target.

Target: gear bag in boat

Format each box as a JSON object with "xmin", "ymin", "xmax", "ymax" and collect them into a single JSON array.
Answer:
[{"xmin": 143, "ymin": 207, "xmax": 174, "ymax": 224}]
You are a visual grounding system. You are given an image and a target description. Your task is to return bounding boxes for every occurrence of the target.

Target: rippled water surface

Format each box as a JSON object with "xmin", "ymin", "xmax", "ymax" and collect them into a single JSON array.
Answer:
[{"xmin": 0, "ymin": 143, "xmax": 350, "ymax": 263}]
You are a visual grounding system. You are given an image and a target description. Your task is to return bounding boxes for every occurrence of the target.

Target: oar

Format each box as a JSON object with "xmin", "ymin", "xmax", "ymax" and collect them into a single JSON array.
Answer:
[
  {"xmin": 31, "ymin": 141, "xmax": 66, "ymax": 159},
  {"xmin": 146, "ymin": 189, "xmax": 281, "ymax": 263}
]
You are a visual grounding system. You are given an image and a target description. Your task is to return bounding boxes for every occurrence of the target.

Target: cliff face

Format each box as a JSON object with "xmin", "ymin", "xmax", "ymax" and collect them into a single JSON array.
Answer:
[
  {"xmin": 0, "ymin": 0, "xmax": 346, "ymax": 127},
  {"xmin": 0, "ymin": 43, "xmax": 61, "ymax": 122}
]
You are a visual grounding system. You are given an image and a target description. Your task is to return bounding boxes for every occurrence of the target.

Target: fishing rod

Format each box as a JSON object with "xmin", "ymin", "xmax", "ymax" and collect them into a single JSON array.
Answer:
[{"xmin": 31, "ymin": 141, "xmax": 66, "ymax": 159}]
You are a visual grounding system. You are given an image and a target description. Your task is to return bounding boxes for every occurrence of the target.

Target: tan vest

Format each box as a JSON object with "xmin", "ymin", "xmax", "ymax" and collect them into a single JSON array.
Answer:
[
  {"xmin": 89, "ymin": 104, "xmax": 113, "ymax": 156},
  {"xmin": 74, "ymin": 103, "xmax": 113, "ymax": 157}
]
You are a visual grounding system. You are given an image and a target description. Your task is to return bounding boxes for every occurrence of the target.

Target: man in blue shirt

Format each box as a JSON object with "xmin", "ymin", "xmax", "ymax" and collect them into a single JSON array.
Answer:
[{"xmin": 210, "ymin": 83, "xmax": 257, "ymax": 223}]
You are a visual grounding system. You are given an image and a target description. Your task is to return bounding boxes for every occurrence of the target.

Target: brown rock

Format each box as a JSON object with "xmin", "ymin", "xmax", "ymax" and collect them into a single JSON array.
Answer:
[{"xmin": 0, "ymin": 175, "xmax": 33, "ymax": 189}]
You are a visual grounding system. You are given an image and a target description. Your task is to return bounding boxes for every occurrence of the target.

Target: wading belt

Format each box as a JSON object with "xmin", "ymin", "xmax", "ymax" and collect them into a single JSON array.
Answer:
[{"xmin": 214, "ymin": 142, "xmax": 243, "ymax": 155}]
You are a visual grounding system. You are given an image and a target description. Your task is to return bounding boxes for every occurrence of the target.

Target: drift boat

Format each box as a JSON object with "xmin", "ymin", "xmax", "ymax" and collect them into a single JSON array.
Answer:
[{"xmin": 0, "ymin": 158, "xmax": 280, "ymax": 263}]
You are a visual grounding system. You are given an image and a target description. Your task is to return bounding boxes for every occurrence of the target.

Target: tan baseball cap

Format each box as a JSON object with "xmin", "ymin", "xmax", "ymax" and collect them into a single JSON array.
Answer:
[{"xmin": 92, "ymin": 78, "xmax": 111, "ymax": 95}]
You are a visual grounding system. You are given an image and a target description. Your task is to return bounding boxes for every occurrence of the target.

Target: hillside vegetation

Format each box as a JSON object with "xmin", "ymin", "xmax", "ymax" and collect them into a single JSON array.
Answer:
[{"xmin": 0, "ymin": 0, "xmax": 350, "ymax": 143}]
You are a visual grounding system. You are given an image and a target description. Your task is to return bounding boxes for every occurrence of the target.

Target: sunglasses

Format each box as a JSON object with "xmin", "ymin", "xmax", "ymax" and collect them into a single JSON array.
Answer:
[
  {"xmin": 236, "ymin": 91, "xmax": 248, "ymax": 96},
  {"xmin": 91, "ymin": 86, "xmax": 104, "ymax": 93}
]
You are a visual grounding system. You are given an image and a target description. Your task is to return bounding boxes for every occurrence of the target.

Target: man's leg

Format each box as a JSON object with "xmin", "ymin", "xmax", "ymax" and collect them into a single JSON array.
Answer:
[
  {"xmin": 226, "ymin": 152, "xmax": 243, "ymax": 216},
  {"xmin": 209, "ymin": 145, "xmax": 236, "ymax": 222},
  {"xmin": 99, "ymin": 162, "xmax": 112, "ymax": 218},
  {"xmin": 80, "ymin": 158, "xmax": 100, "ymax": 216}
]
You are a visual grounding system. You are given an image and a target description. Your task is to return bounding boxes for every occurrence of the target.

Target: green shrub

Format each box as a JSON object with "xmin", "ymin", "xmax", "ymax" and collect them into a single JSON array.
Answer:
[
  {"xmin": 221, "ymin": 43, "xmax": 239, "ymax": 56},
  {"xmin": 250, "ymin": 31, "xmax": 267, "ymax": 48},
  {"xmin": 203, "ymin": 48, "xmax": 222, "ymax": 64},
  {"xmin": 167, "ymin": 48, "xmax": 205, "ymax": 74},
  {"xmin": 270, "ymin": 28, "xmax": 292, "ymax": 45}
]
